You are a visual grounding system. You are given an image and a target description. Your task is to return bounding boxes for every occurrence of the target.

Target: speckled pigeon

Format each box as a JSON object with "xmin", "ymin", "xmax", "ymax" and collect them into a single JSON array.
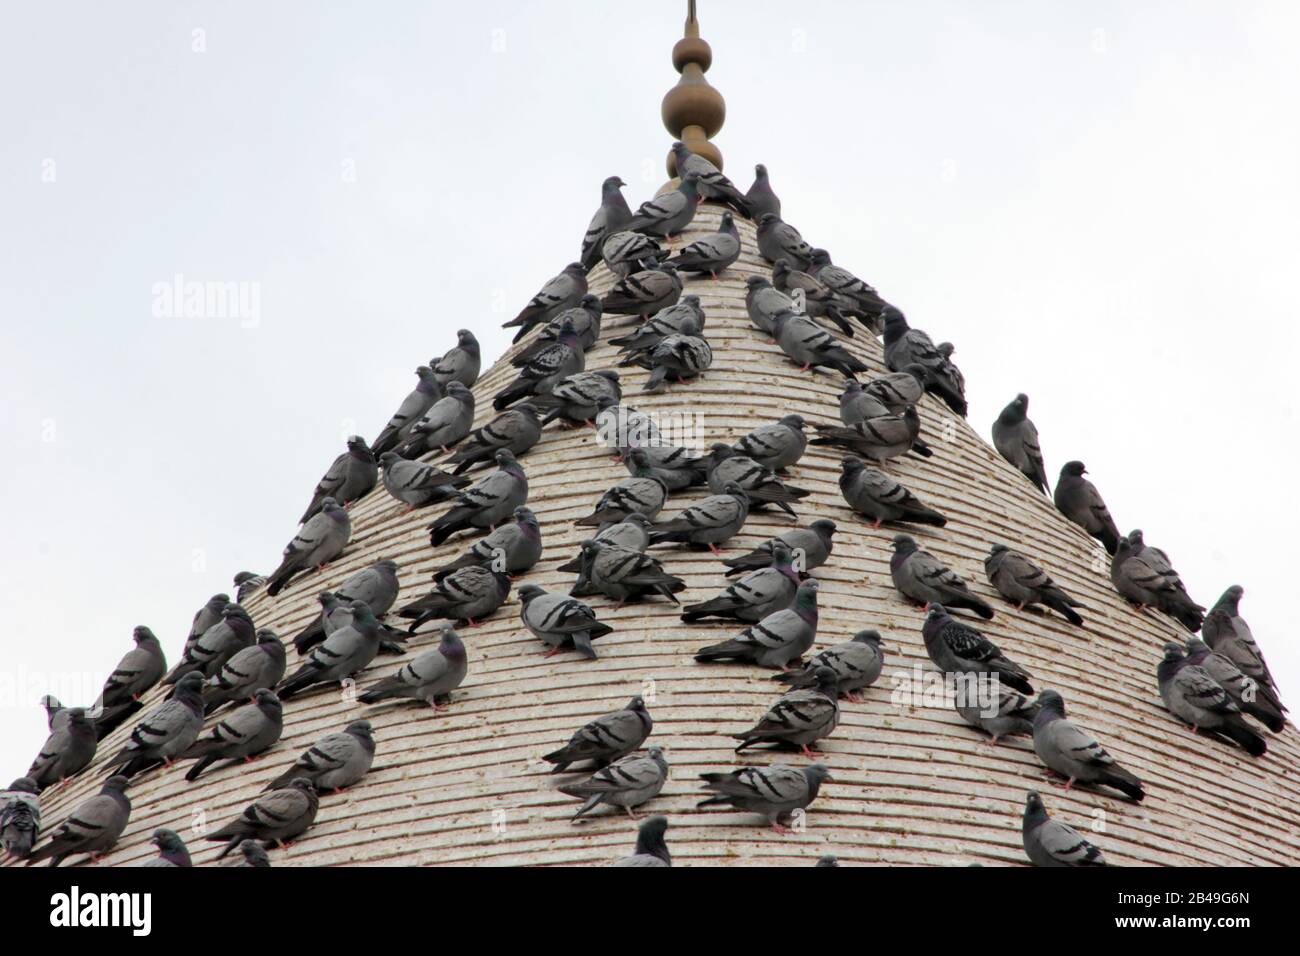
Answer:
[
  {"xmin": 494, "ymin": 318, "xmax": 585, "ymax": 410},
  {"xmin": 922, "ymin": 604, "xmax": 1032, "ymax": 694}
]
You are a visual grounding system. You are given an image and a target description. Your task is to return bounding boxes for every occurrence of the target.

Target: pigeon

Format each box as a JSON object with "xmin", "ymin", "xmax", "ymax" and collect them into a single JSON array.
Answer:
[
  {"xmin": 1032, "ymin": 690, "xmax": 1144, "ymax": 800},
  {"xmin": 775, "ymin": 630, "xmax": 885, "ymax": 701},
  {"xmin": 665, "ymin": 210, "xmax": 741, "ymax": 276},
  {"xmin": 399, "ymin": 566, "xmax": 511, "ymax": 630},
  {"xmin": 234, "ymin": 840, "xmax": 271, "ymax": 867},
  {"xmin": 207, "ymin": 778, "xmax": 319, "ymax": 858},
  {"xmin": 813, "ymin": 407, "xmax": 929, "ymax": 463},
  {"xmin": 725, "ymin": 519, "xmax": 838, "ymax": 577},
  {"xmin": 577, "ymin": 450, "xmax": 669, "ymax": 526},
  {"xmin": 265, "ymin": 498, "xmax": 351, "ymax": 596},
  {"xmin": 1203, "ymin": 586, "xmax": 1285, "ymax": 716},
  {"xmin": 698, "ymin": 762, "xmax": 832, "ymax": 833},
  {"xmin": 277, "ymin": 601, "xmax": 383, "ymax": 699},
  {"xmin": 494, "ymin": 318, "xmax": 585, "ymax": 410},
  {"xmin": 670, "ymin": 142, "xmax": 751, "ymax": 215},
  {"xmin": 514, "ymin": 296, "xmax": 604, "ymax": 365},
  {"xmin": 0, "ymin": 778, "xmax": 40, "ymax": 858},
  {"xmin": 372, "ymin": 365, "xmax": 443, "ymax": 455},
  {"xmin": 516, "ymin": 585, "xmax": 614, "ymax": 658},
  {"xmin": 807, "ymin": 249, "xmax": 890, "ymax": 330},
  {"xmin": 543, "ymin": 696, "xmax": 653, "ymax": 773},
  {"xmin": 595, "ymin": 400, "xmax": 663, "ymax": 455},
  {"xmin": 203, "ymin": 629, "xmax": 288, "ymax": 713},
  {"xmin": 233, "ymin": 571, "xmax": 266, "ymax": 602},
  {"xmin": 839, "ymin": 458, "xmax": 947, "ymax": 528},
  {"xmin": 428, "ymin": 449, "xmax": 529, "ymax": 546},
  {"xmin": 623, "ymin": 441, "xmax": 709, "ymax": 492},
  {"xmin": 445, "ymin": 404, "xmax": 542, "ymax": 476},
  {"xmin": 735, "ymin": 415, "xmax": 808, "ymax": 471},
  {"xmin": 1111, "ymin": 536, "xmax": 1205, "ymax": 632},
  {"xmin": 772, "ymin": 258, "xmax": 859, "ymax": 336},
  {"xmin": 744, "ymin": 275, "xmax": 796, "ymax": 335},
  {"xmin": 264, "ymin": 720, "xmax": 375, "ymax": 793},
  {"xmin": 1127, "ymin": 530, "xmax": 1204, "ymax": 630},
  {"xmin": 601, "ymin": 230, "xmax": 666, "ymax": 279},
  {"xmin": 862, "ymin": 365, "xmax": 928, "ymax": 413},
  {"xmin": 610, "ymin": 296, "xmax": 705, "ymax": 351},
  {"xmin": 292, "ymin": 559, "xmax": 403, "ymax": 654},
  {"xmin": 756, "ymin": 213, "xmax": 814, "ymax": 269},
  {"xmin": 705, "ymin": 445, "xmax": 809, "ymax": 517},
  {"xmin": 139, "ymin": 828, "xmax": 191, "ymax": 867},
  {"xmin": 734, "ymin": 667, "xmax": 841, "ymax": 755},
  {"xmin": 649, "ymin": 483, "xmax": 751, "ymax": 553},
  {"xmin": 433, "ymin": 505, "xmax": 542, "ymax": 578},
  {"xmin": 182, "ymin": 688, "xmax": 284, "ymax": 781},
  {"xmin": 695, "ymin": 579, "xmax": 819, "ymax": 668},
  {"xmin": 299, "ymin": 435, "xmax": 378, "ymax": 524},
  {"xmin": 985, "ymin": 545, "xmax": 1085, "ymax": 626},
  {"xmin": 602, "ymin": 261, "xmax": 684, "ymax": 318},
  {"xmin": 838, "ymin": 380, "xmax": 892, "ymax": 425},
  {"xmin": 379, "ymin": 453, "xmax": 469, "ymax": 510},
  {"xmin": 892, "ymin": 536, "xmax": 995, "ymax": 619},
  {"xmin": 558, "ymin": 513, "xmax": 652, "ymax": 584},
  {"xmin": 557, "ymin": 746, "xmax": 668, "ymax": 820},
  {"xmin": 90, "ymin": 625, "xmax": 167, "ymax": 737},
  {"xmin": 399, "ymin": 381, "xmax": 476, "ymax": 457},
  {"xmin": 26, "ymin": 775, "xmax": 130, "ymax": 867},
  {"xmin": 27, "ymin": 707, "xmax": 96, "ymax": 790},
  {"xmin": 682, "ymin": 543, "xmax": 799, "ymax": 624},
  {"xmin": 1053, "ymin": 461, "xmax": 1121, "ymax": 555},
  {"xmin": 578, "ymin": 540, "xmax": 686, "ymax": 605},
  {"xmin": 993, "ymin": 394, "xmax": 1048, "ymax": 494},
  {"xmin": 533, "ymin": 370, "xmax": 623, "ymax": 426},
  {"xmin": 432, "ymin": 329, "xmax": 481, "ymax": 389},
  {"xmin": 921, "ymin": 605, "xmax": 1033, "ymax": 694},
  {"xmin": 1157, "ymin": 643, "xmax": 1266, "ymax": 756},
  {"xmin": 627, "ymin": 173, "xmax": 701, "ymax": 237},
  {"xmin": 612, "ymin": 815, "xmax": 670, "ymax": 867},
  {"xmin": 105, "ymin": 671, "xmax": 207, "ymax": 778},
  {"xmin": 1185, "ymin": 637, "xmax": 1285, "ymax": 733},
  {"xmin": 815, "ymin": 854, "xmax": 840, "ymax": 867},
  {"xmin": 619, "ymin": 315, "xmax": 712, "ymax": 392},
  {"xmin": 955, "ymin": 685, "xmax": 1040, "ymax": 745},
  {"xmin": 772, "ymin": 310, "xmax": 869, "ymax": 378},
  {"xmin": 165, "ymin": 603, "xmax": 256, "ymax": 683},
  {"xmin": 745, "ymin": 163, "xmax": 780, "ymax": 220},
  {"xmin": 359, "ymin": 625, "xmax": 467, "ymax": 709},
  {"xmin": 881, "ymin": 309, "xmax": 967, "ymax": 416},
  {"xmin": 177, "ymin": 593, "xmax": 231, "ymax": 665},
  {"xmin": 580, "ymin": 175, "xmax": 632, "ymax": 270},
  {"xmin": 503, "ymin": 262, "xmax": 588, "ymax": 343},
  {"xmin": 1022, "ymin": 792, "xmax": 1107, "ymax": 867}
]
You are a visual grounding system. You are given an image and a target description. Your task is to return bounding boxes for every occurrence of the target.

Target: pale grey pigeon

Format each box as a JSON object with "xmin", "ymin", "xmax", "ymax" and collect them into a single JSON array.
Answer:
[
  {"xmin": 432, "ymin": 328, "xmax": 481, "ymax": 388},
  {"xmin": 299, "ymin": 435, "xmax": 378, "ymax": 523},
  {"xmin": 265, "ymin": 719, "xmax": 374, "ymax": 792},
  {"xmin": 839, "ymin": 457, "xmax": 947, "ymax": 528},
  {"xmin": 580, "ymin": 175, "xmax": 631, "ymax": 270},
  {"xmin": 670, "ymin": 142, "xmax": 751, "ymax": 215},
  {"xmin": 444, "ymin": 404, "xmax": 541, "ymax": 476},
  {"xmin": 1, "ymin": 777, "xmax": 40, "ymax": 858},
  {"xmin": 399, "ymin": 566, "xmax": 511, "ymax": 629},
  {"xmin": 681, "ymin": 543, "xmax": 799, "ymax": 624},
  {"xmin": 921, "ymin": 604, "xmax": 1032, "ymax": 694},
  {"xmin": 203, "ymin": 629, "xmax": 287, "ymax": 713},
  {"xmin": 292, "ymin": 559, "xmax": 402, "ymax": 654},
  {"xmin": 503, "ymin": 262, "xmax": 588, "ymax": 343},
  {"xmin": 106, "ymin": 670, "xmax": 206, "ymax": 778},
  {"xmin": 359, "ymin": 625, "xmax": 468, "ymax": 710},
  {"xmin": 756, "ymin": 213, "xmax": 814, "ymax": 269},
  {"xmin": 208, "ymin": 778, "xmax": 319, "ymax": 858},
  {"xmin": 992, "ymin": 394, "xmax": 1048, "ymax": 494},
  {"xmin": 602, "ymin": 261, "xmax": 684, "ymax": 318},
  {"xmin": 776, "ymin": 630, "xmax": 885, "ymax": 701},
  {"xmin": 1031, "ymin": 690, "xmax": 1144, "ymax": 800},
  {"xmin": 518, "ymin": 584, "xmax": 615, "ymax": 658},
  {"xmin": 265, "ymin": 498, "xmax": 351, "ymax": 596},
  {"xmin": 665, "ymin": 210, "xmax": 741, "ymax": 276},
  {"xmin": 601, "ymin": 230, "xmax": 666, "ymax": 279},
  {"xmin": 955, "ymin": 685, "xmax": 1040, "ymax": 745},
  {"xmin": 428, "ymin": 449, "xmax": 529, "ymax": 546},
  {"xmin": 379, "ymin": 452, "xmax": 469, "ymax": 510},
  {"xmin": 400, "ymin": 381, "xmax": 476, "ymax": 457},
  {"xmin": 372, "ymin": 365, "xmax": 442, "ymax": 455},
  {"xmin": 558, "ymin": 746, "xmax": 668, "ymax": 820},
  {"xmin": 90, "ymin": 625, "xmax": 167, "ymax": 737},
  {"xmin": 182, "ymin": 688, "xmax": 284, "ymax": 781},
  {"xmin": 1156, "ymin": 643, "xmax": 1265, "ymax": 756},
  {"xmin": 277, "ymin": 602, "xmax": 383, "ymax": 699},
  {"xmin": 649, "ymin": 483, "xmax": 750, "ymax": 553},
  {"xmin": 734, "ymin": 667, "xmax": 841, "ymax": 755},
  {"xmin": 745, "ymin": 275, "xmax": 795, "ymax": 335},
  {"xmin": 695, "ymin": 579, "xmax": 819, "ymax": 668},
  {"xmin": 812, "ymin": 406, "xmax": 929, "ymax": 463},
  {"xmin": 745, "ymin": 163, "xmax": 780, "ymax": 220},
  {"xmin": 610, "ymin": 295, "xmax": 705, "ymax": 352},
  {"xmin": 892, "ymin": 536, "xmax": 994, "ymax": 619},
  {"xmin": 26, "ymin": 775, "xmax": 130, "ymax": 867},
  {"xmin": 576, "ymin": 450, "xmax": 668, "ymax": 526},
  {"xmin": 724, "ymin": 519, "xmax": 837, "ymax": 577},
  {"xmin": 1023, "ymin": 792, "xmax": 1107, "ymax": 867},
  {"xmin": 543, "ymin": 696, "xmax": 653, "ymax": 773},
  {"xmin": 612, "ymin": 815, "xmax": 670, "ymax": 866},
  {"xmin": 433, "ymin": 505, "xmax": 542, "ymax": 577},
  {"xmin": 1053, "ymin": 461, "xmax": 1121, "ymax": 555},
  {"xmin": 698, "ymin": 762, "xmax": 832, "ymax": 832},
  {"xmin": 577, "ymin": 540, "xmax": 685, "ymax": 605},
  {"xmin": 735, "ymin": 415, "xmax": 808, "ymax": 471},
  {"xmin": 27, "ymin": 707, "xmax": 96, "ymax": 790},
  {"xmin": 985, "ymin": 545, "xmax": 1085, "ymax": 626},
  {"xmin": 626, "ymin": 173, "xmax": 701, "ymax": 237}
]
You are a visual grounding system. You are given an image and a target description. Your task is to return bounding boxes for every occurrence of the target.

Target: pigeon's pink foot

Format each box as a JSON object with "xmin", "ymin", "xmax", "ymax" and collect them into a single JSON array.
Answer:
[
  {"xmin": 842, "ymin": 693, "xmax": 862, "ymax": 704},
  {"xmin": 982, "ymin": 736, "xmax": 1001, "ymax": 748},
  {"xmin": 544, "ymin": 646, "xmax": 563, "ymax": 658},
  {"xmin": 707, "ymin": 543, "xmax": 723, "ymax": 556},
  {"xmin": 800, "ymin": 745, "xmax": 823, "ymax": 759},
  {"xmin": 770, "ymin": 822, "xmax": 795, "ymax": 836},
  {"xmin": 871, "ymin": 519, "xmax": 882, "ymax": 530}
]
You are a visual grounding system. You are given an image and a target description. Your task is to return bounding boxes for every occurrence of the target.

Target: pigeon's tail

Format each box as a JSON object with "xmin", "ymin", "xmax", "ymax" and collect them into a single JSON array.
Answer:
[
  {"xmin": 723, "ymin": 554, "xmax": 767, "ymax": 576},
  {"xmin": 926, "ymin": 381, "xmax": 967, "ymax": 418},
  {"xmin": 370, "ymin": 427, "xmax": 400, "ymax": 457},
  {"xmin": 909, "ymin": 438, "xmax": 934, "ymax": 458},
  {"xmin": 1098, "ymin": 525, "xmax": 1121, "ymax": 556},
  {"xmin": 427, "ymin": 513, "xmax": 471, "ymax": 548},
  {"xmin": 694, "ymin": 640, "xmax": 750, "ymax": 664},
  {"xmin": 276, "ymin": 667, "xmax": 320, "ymax": 701},
  {"xmin": 901, "ymin": 505, "xmax": 947, "ymax": 527},
  {"xmin": 555, "ymin": 553, "xmax": 583, "ymax": 574},
  {"xmin": 995, "ymin": 668, "xmax": 1034, "ymax": 697},
  {"xmin": 292, "ymin": 618, "xmax": 326, "ymax": 655},
  {"xmin": 1102, "ymin": 766, "xmax": 1146, "ymax": 802},
  {"xmin": 93, "ymin": 702, "xmax": 143, "ymax": 739},
  {"xmin": 264, "ymin": 559, "xmax": 299, "ymax": 598},
  {"xmin": 953, "ymin": 596, "xmax": 996, "ymax": 621},
  {"xmin": 680, "ymin": 598, "xmax": 745, "ymax": 623},
  {"xmin": 1244, "ymin": 699, "xmax": 1286, "ymax": 734},
  {"xmin": 492, "ymin": 380, "xmax": 534, "ymax": 412},
  {"xmin": 772, "ymin": 668, "xmax": 816, "ymax": 689},
  {"xmin": 1042, "ymin": 593, "xmax": 1085, "ymax": 627},
  {"xmin": 1222, "ymin": 718, "xmax": 1268, "ymax": 757},
  {"xmin": 357, "ymin": 679, "xmax": 404, "ymax": 704},
  {"xmin": 1166, "ymin": 597, "xmax": 1206, "ymax": 634},
  {"xmin": 184, "ymin": 755, "xmax": 218, "ymax": 783}
]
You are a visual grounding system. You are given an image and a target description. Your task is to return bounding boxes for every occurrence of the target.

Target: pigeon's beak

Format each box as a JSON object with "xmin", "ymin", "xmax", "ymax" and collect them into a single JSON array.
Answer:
[{"xmin": 824, "ymin": 772, "xmax": 836, "ymax": 782}]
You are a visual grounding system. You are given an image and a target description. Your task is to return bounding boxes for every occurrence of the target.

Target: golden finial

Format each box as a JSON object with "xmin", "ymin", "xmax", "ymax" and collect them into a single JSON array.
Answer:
[{"xmin": 661, "ymin": 0, "xmax": 726, "ymax": 175}]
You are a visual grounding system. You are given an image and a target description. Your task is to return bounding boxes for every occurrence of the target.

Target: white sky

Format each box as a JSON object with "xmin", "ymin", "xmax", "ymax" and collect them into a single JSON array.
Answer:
[{"xmin": 1, "ymin": 0, "xmax": 1297, "ymax": 776}]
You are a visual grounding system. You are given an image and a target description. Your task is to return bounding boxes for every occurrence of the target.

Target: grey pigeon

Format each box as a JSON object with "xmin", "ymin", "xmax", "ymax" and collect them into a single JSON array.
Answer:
[
  {"xmin": 235, "ymin": 840, "xmax": 271, "ymax": 867},
  {"xmin": 299, "ymin": 435, "xmax": 378, "ymax": 523},
  {"xmin": 862, "ymin": 365, "xmax": 927, "ymax": 413},
  {"xmin": 735, "ymin": 415, "xmax": 808, "ymax": 471},
  {"xmin": 1, "ymin": 777, "xmax": 40, "ymax": 858},
  {"xmin": 985, "ymin": 544, "xmax": 1085, "ymax": 626},
  {"xmin": 681, "ymin": 543, "xmax": 799, "ymax": 624},
  {"xmin": 1053, "ymin": 461, "xmax": 1121, "ymax": 555},
  {"xmin": 359, "ymin": 625, "xmax": 467, "ymax": 709},
  {"xmin": 756, "ymin": 213, "xmax": 814, "ymax": 269},
  {"xmin": 533, "ymin": 369, "xmax": 623, "ymax": 426},
  {"xmin": 813, "ymin": 407, "xmax": 930, "ymax": 464},
  {"xmin": 265, "ymin": 498, "xmax": 351, "ymax": 596},
  {"xmin": 380, "ymin": 452, "xmax": 469, "ymax": 510},
  {"xmin": 278, "ymin": 602, "xmax": 383, "ymax": 699},
  {"xmin": 1023, "ymin": 792, "xmax": 1107, "ymax": 867},
  {"xmin": 265, "ymin": 719, "xmax": 374, "ymax": 792},
  {"xmin": 164, "ymin": 602, "xmax": 255, "ymax": 683},
  {"xmin": 698, "ymin": 762, "xmax": 832, "ymax": 833},
  {"xmin": 839, "ymin": 457, "xmax": 946, "ymax": 528},
  {"xmin": 543, "ymin": 696, "xmax": 653, "ymax": 773},
  {"xmin": 580, "ymin": 175, "xmax": 631, "ymax": 270},
  {"xmin": 704, "ymin": 445, "xmax": 809, "ymax": 516},
  {"xmin": 557, "ymin": 512, "xmax": 652, "ymax": 583},
  {"xmin": 518, "ymin": 585, "xmax": 614, "ymax": 659},
  {"xmin": 956, "ymin": 685, "xmax": 1040, "ymax": 745},
  {"xmin": 514, "ymin": 295, "xmax": 603, "ymax": 363},
  {"xmin": 621, "ymin": 440, "xmax": 708, "ymax": 492},
  {"xmin": 233, "ymin": 571, "xmax": 266, "ymax": 602},
  {"xmin": 921, "ymin": 604, "xmax": 1032, "ymax": 694},
  {"xmin": 602, "ymin": 261, "xmax": 684, "ymax": 318},
  {"xmin": 776, "ymin": 630, "xmax": 885, "ymax": 701},
  {"xmin": 208, "ymin": 778, "xmax": 319, "ymax": 858},
  {"xmin": 444, "ymin": 404, "xmax": 542, "ymax": 476},
  {"xmin": 601, "ymin": 230, "xmax": 666, "ymax": 279},
  {"xmin": 595, "ymin": 400, "xmax": 663, "ymax": 456},
  {"xmin": 400, "ymin": 381, "xmax": 476, "ymax": 457},
  {"xmin": 577, "ymin": 450, "xmax": 668, "ymax": 526},
  {"xmin": 26, "ymin": 775, "xmax": 130, "ymax": 867},
  {"xmin": 695, "ymin": 579, "xmax": 819, "ymax": 668},
  {"xmin": 1185, "ymin": 637, "xmax": 1284, "ymax": 733},
  {"xmin": 139, "ymin": 828, "xmax": 191, "ymax": 867},
  {"xmin": 204, "ymin": 629, "xmax": 287, "ymax": 713},
  {"xmin": 106, "ymin": 670, "xmax": 207, "ymax": 778},
  {"xmin": 91, "ymin": 624, "xmax": 167, "ymax": 736},
  {"xmin": 504, "ymin": 262, "xmax": 588, "ymax": 343},
  {"xmin": 618, "ymin": 315, "xmax": 711, "ymax": 392},
  {"xmin": 178, "ymin": 593, "xmax": 231, "ymax": 664},
  {"xmin": 993, "ymin": 394, "xmax": 1048, "ymax": 494},
  {"xmin": 665, "ymin": 210, "xmax": 741, "ymax": 276},
  {"xmin": 670, "ymin": 142, "xmax": 751, "ymax": 215},
  {"xmin": 626, "ymin": 173, "xmax": 701, "ymax": 237},
  {"xmin": 1203, "ymin": 585, "xmax": 1285, "ymax": 718},
  {"xmin": 1157, "ymin": 643, "xmax": 1265, "ymax": 755},
  {"xmin": 745, "ymin": 275, "xmax": 796, "ymax": 336},
  {"xmin": 649, "ymin": 483, "xmax": 751, "ymax": 553},
  {"xmin": 881, "ymin": 309, "xmax": 967, "ymax": 416},
  {"xmin": 610, "ymin": 295, "xmax": 705, "ymax": 352},
  {"xmin": 433, "ymin": 505, "xmax": 542, "ymax": 578},
  {"xmin": 734, "ymin": 666, "xmax": 841, "ymax": 755},
  {"xmin": 892, "ymin": 536, "xmax": 995, "ymax": 619},
  {"xmin": 494, "ymin": 318, "xmax": 585, "ymax": 410},
  {"xmin": 399, "ymin": 566, "xmax": 511, "ymax": 630},
  {"xmin": 27, "ymin": 707, "xmax": 97, "ymax": 790},
  {"xmin": 815, "ymin": 854, "xmax": 840, "ymax": 867},
  {"xmin": 1111, "ymin": 535, "xmax": 1205, "ymax": 631},
  {"xmin": 557, "ymin": 746, "xmax": 668, "ymax": 820},
  {"xmin": 372, "ymin": 365, "xmax": 442, "ymax": 455},
  {"xmin": 772, "ymin": 257, "xmax": 859, "ymax": 336},
  {"xmin": 1128, "ymin": 530, "xmax": 1204, "ymax": 630},
  {"xmin": 1032, "ymin": 690, "xmax": 1144, "ymax": 800},
  {"xmin": 428, "ymin": 449, "xmax": 529, "ymax": 546},
  {"xmin": 724, "ymin": 519, "xmax": 837, "ymax": 577},
  {"xmin": 432, "ymin": 329, "xmax": 481, "ymax": 388},
  {"xmin": 292, "ymin": 559, "xmax": 402, "ymax": 654},
  {"xmin": 578, "ymin": 540, "xmax": 685, "ymax": 605},
  {"xmin": 772, "ymin": 310, "xmax": 869, "ymax": 378},
  {"xmin": 808, "ymin": 248, "xmax": 890, "ymax": 330},
  {"xmin": 182, "ymin": 688, "xmax": 284, "ymax": 781},
  {"xmin": 612, "ymin": 815, "xmax": 670, "ymax": 867},
  {"xmin": 745, "ymin": 163, "xmax": 780, "ymax": 220}
]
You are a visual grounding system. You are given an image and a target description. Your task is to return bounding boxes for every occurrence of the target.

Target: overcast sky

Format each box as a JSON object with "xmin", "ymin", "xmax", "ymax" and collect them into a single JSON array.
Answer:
[{"xmin": 1, "ymin": 0, "xmax": 1297, "ymax": 775}]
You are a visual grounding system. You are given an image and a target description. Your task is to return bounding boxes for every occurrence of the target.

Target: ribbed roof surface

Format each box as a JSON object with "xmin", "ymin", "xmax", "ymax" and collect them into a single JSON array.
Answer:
[{"xmin": 17, "ymin": 206, "xmax": 1300, "ymax": 867}]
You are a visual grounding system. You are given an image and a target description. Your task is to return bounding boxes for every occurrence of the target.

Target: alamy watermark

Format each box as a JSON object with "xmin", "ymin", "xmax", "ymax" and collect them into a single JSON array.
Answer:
[{"xmin": 151, "ymin": 273, "xmax": 261, "ymax": 328}]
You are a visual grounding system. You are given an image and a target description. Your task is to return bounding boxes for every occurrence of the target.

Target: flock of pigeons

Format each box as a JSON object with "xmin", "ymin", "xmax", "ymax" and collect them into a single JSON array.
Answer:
[{"xmin": 2, "ymin": 142, "xmax": 1289, "ymax": 869}]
